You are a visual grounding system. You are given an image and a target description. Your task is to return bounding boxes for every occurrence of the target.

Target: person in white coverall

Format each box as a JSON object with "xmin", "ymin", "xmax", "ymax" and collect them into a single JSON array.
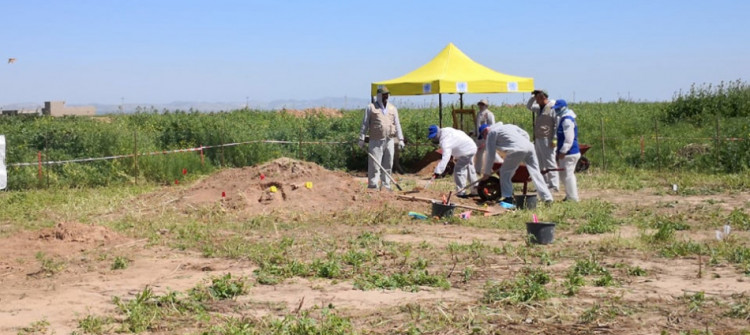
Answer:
[
  {"xmin": 553, "ymin": 99, "xmax": 581, "ymax": 202},
  {"xmin": 428, "ymin": 125, "xmax": 478, "ymax": 198},
  {"xmin": 358, "ymin": 86, "xmax": 405, "ymax": 190},
  {"xmin": 526, "ymin": 90, "xmax": 560, "ymax": 192},
  {"xmin": 474, "ymin": 99, "xmax": 498, "ymax": 175},
  {"xmin": 480, "ymin": 123, "xmax": 554, "ymax": 208}
]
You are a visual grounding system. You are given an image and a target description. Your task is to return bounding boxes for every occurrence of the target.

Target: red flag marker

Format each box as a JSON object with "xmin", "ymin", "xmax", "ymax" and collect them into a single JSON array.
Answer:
[
  {"xmin": 182, "ymin": 168, "xmax": 187, "ymax": 175},
  {"xmin": 175, "ymin": 179, "xmax": 179, "ymax": 185},
  {"xmin": 221, "ymin": 191, "xmax": 226, "ymax": 198},
  {"xmin": 260, "ymin": 173, "xmax": 265, "ymax": 180}
]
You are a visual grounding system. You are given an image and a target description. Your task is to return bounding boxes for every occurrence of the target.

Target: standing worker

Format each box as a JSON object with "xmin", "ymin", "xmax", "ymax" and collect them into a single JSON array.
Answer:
[
  {"xmin": 428, "ymin": 125, "xmax": 478, "ymax": 198},
  {"xmin": 479, "ymin": 123, "xmax": 554, "ymax": 208},
  {"xmin": 526, "ymin": 90, "xmax": 560, "ymax": 192},
  {"xmin": 474, "ymin": 99, "xmax": 496, "ymax": 175},
  {"xmin": 553, "ymin": 99, "xmax": 581, "ymax": 202},
  {"xmin": 358, "ymin": 87, "xmax": 405, "ymax": 190}
]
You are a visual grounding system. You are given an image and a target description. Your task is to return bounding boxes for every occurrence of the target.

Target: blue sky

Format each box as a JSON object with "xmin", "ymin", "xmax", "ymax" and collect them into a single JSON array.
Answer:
[{"xmin": 2, "ymin": 0, "xmax": 748, "ymax": 107}]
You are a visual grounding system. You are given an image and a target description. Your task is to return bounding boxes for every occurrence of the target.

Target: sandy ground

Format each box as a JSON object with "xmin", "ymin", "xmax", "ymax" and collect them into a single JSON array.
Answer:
[{"xmin": 1, "ymin": 158, "xmax": 749, "ymax": 334}]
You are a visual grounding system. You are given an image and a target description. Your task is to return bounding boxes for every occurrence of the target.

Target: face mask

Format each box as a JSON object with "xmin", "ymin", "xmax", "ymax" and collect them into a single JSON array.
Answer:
[
  {"xmin": 555, "ymin": 107, "xmax": 566, "ymax": 117},
  {"xmin": 431, "ymin": 137, "xmax": 440, "ymax": 145}
]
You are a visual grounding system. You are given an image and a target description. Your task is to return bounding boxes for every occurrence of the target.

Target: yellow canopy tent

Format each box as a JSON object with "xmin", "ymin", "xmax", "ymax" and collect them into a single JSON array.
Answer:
[{"xmin": 372, "ymin": 43, "xmax": 535, "ymax": 127}]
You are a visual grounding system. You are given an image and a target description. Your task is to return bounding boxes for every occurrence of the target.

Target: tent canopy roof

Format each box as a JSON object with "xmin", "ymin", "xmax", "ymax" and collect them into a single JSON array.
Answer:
[{"xmin": 372, "ymin": 43, "xmax": 534, "ymax": 96}]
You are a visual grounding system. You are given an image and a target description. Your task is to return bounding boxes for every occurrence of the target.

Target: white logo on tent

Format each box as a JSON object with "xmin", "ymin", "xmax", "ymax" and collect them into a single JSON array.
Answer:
[
  {"xmin": 507, "ymin": 82, "xmax": 518, "ymax": 92},
  {"xmin": 456, "ymin": 82, "xmax": 468, "ymax": 93}
]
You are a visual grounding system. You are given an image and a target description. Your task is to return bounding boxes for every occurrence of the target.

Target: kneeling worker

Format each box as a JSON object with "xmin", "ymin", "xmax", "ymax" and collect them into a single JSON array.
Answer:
[
  {"xmin": 479, "ymin": 123, "xmax": 554, "ymax": 208},
  {"xmin": 428, "ymin": 125, "xmax": 478, "ymax": 198}
]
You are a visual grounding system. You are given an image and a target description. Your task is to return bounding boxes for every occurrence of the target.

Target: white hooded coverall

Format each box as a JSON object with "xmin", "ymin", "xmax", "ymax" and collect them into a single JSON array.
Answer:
[
  {"xmin": 527, "ymin": 97, "xmax": 560, "ymax": 191},
  {"xmin": 474, "ymin": 108, "xmax": 497, "ymax": 175},
  {"xmin": 359, "ymin": 92, "xmax": 404, "ymax": 189},
  {"xmin": 483, "ymin": 124, "xmax": 553, "ymax": 202},
  {"xmin": 557, "ymin": 109, "xmax": 581, "ymax": 202},
  {"xmin": 434, "ymin": 128, "xmax": 478, "ymax": 195}
]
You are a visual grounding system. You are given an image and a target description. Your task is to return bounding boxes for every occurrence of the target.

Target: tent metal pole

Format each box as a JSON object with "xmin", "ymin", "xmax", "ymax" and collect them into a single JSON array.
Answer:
[{"xmin": 438, "ymin": 94, "xmax": 443, "ymax": 128}]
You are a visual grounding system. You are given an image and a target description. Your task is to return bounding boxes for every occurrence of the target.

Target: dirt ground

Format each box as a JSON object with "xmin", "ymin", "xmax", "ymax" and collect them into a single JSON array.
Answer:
[{"xmin": 1, "ymin": 158, "xmax": 749, "ymax": 334}]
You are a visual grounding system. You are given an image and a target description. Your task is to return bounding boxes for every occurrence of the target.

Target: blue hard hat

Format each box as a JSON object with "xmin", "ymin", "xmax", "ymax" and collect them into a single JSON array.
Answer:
[
  {"xmin": 478, "ymin": 124, "xmax": 490, "ymax": 139},
  {"xmin": 553, "ymin": 99, "xmax": 568, "ymax": 111},
  {"xmin": 427, "ymin": 125, "xmax": 439, "ymax": 139}
]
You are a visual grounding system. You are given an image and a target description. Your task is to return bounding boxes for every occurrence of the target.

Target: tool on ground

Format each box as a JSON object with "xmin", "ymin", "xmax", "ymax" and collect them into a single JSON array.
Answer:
[
  {"xmin": 408, "ymin": 212, "xmax": 429, "ymax": 220},
  {"xmin": 424, "ymin": 175, "xmax": 436, "ymax": 189},
  {"xmin": 454, "ymin": 179, "xmax": 481, "ymax": 197},
  {"xmin": 396, "ymin": 194, "xmax": 491, "ymax": 213},
  {"xmin": 445, "ymin": 191, "xmax": 453, "ymax": 205},
  {"xmin": 366, "ymin": 152, "xmax": 403, "ymax": 191}
]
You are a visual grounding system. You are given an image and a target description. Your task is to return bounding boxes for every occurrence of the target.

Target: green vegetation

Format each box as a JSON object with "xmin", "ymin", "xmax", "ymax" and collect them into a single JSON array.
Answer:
[
  {"xmin": 482, "ymin": 267, "xmax": 552, "ymax": 304},
  {"xmin": 1, "ymin": 80, "xmax": 748, "ymax": 189}
]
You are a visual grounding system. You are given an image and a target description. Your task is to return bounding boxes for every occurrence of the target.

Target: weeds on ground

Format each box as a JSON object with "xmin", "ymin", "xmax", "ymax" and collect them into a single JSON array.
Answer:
[
  {"xmin": 111, "ymin": 256, "xmax": 129, "ymax": 270},
  {"xmin": 482, "ymin": 267, "xmax": 552, "ymax": 304},
  {"xmin": 77, "ymin": 314, "xmax": 114, "ymax": 334},
  {"xmin": 684, "ymin": 291, "xmax": 706, "ymax": 313},
  {"xmin": 726, "ymin": 294, "xmax": 750, "ymax": 320},
  {"xmin": 35, "ymin": 251, "xmax": 66, "ymax": 276},
  {"xmin": 17, "ymin": 319, "xmax": 51, "ymax": 335}
]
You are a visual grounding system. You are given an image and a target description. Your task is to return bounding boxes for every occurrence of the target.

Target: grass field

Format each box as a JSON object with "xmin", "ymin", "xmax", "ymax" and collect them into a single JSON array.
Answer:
[{"xmin": 1, "ymin": 159, "xmax": 749, "ymax": 334}]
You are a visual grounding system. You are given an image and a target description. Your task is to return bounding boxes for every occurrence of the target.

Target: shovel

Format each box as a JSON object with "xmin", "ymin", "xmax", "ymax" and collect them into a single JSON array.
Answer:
[
  {"xmin": 366, "ymin": 152, "xmax": 403, "ymax": 191},
  {"xmin": 454, "ymin": 179, "xmax": 481, "ymax": 197}
]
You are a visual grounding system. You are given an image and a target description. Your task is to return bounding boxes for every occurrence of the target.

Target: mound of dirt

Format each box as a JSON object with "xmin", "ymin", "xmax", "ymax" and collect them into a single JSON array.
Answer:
[{"xmin": 180, "ymin": 157, "xmax": 398, "ymax": 215}]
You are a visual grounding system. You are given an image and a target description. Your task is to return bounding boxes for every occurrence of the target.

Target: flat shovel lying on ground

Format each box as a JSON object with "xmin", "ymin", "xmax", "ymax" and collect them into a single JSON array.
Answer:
[
  {"xmin": 396, "ymin": 194, "xmax": 506, "ymax": 216},
  {"xmin": 366, "ymin": 152, "xmax": 403, "ymax": 191}
]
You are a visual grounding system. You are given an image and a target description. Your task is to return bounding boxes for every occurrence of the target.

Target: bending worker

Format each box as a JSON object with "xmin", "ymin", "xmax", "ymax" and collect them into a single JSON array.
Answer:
[
  {"xmin": 526, "ymin": 90, "xmax": 560, "ymax": 192},
  {"xmin": 553, "ymin": 99, "xmax": 581, "ymax": 202},
  {"xmin": 479, "ymin": 123, "xmax": 554, "ymax": 208},
  {"xmin": 358, "ymin": 87, "xmax": 405, "ymax": 190},
  {"xmin": 428, "ymin": 125, "xmax": 478, "ymax": 198}
]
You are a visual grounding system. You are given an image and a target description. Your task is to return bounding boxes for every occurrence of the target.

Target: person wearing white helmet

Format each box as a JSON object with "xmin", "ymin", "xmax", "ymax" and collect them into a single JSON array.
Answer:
[
  {"xmin": 553, "ymin": 99, "xmax": 581, "ymax": 202},
  {"xmin": 527, "ymin": 89, "xmax": 560, "ymax": 192},
  {"xmin": 358, "ymin": 86, "xmax": 405, "ymax": 190},
  {"xmin": 428, "ymin": 125, "xmax": 478, "ymax": 198},
  {"xmin": 479, "ymin": 123, "xmax": 554, "ymax": 209},
  {"xmin": 474, "ymin": 99, "xmax": 496, "ymax": 175}
]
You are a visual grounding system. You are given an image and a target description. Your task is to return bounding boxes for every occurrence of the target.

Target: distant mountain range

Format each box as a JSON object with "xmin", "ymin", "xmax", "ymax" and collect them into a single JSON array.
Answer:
[{"xmin": 1, "ymin": 97, "xmax": 373, "ymax": 114}]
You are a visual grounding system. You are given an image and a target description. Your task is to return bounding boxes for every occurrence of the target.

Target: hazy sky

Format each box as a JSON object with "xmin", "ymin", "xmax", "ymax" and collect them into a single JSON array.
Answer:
[{"xmin": 2, "ymin": 0, "xmax": 748, "ymax": 106}]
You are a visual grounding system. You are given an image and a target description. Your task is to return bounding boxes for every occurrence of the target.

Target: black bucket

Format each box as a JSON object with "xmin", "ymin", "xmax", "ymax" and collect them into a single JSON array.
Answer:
[
  {"xmin": 431, "ymin": 201, "xmax": 456, "ymax": 218},
  {"xmin": 526, "ymin": 222, "xmax": 556, "ymax": 244},
  {"xmin": 514, "ymin": 194, "xmax": 538, "ymax": 210}
]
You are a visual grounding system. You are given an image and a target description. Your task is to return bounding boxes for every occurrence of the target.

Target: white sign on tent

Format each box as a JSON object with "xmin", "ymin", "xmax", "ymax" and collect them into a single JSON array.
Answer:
[{"xmin": 0, "ymin": 135, "xmax": 6, "ymax": 190}]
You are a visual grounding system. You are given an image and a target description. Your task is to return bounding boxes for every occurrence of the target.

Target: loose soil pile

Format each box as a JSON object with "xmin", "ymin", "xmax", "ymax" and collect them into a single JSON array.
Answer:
[{"xmin": 180, "ymin": 157, "xmax": 410, "ymax": 215}]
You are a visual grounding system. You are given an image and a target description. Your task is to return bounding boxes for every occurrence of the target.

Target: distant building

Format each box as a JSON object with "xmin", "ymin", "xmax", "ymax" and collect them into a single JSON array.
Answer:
[
  {"xmin": 1, "ymin": 108, "xmax": 40, "ymax": 116},
  {"xmin": 42, "ymin": 101, "xmax": 95, "ymax": 117}
]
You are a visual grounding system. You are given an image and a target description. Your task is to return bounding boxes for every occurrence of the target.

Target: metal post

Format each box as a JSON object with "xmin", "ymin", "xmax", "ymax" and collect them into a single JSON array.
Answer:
[
  {"xmin": 438, "ymin": 94, "xmax": 443, "ymax": 128},
  {"xmin": 715, "ymin": 116, "xmax": 721, "ymax": 164},
  {"xmin": 655, "ymin": 118, "xmax": 661, "ymax": 171},
  {"xmin": 599, "ymin": 118, "xmax": 606, "ymax": 171},
  {"xmin": 134, "ymin": 130, "xmax": 138, "ymax": 185},
  {"xmin": 298, "ymin": 128, "xmax": 303, "ymax": 160},
  {"xmin": 45, "ymin": 134, "xmax": 49, "ymax": 188}
]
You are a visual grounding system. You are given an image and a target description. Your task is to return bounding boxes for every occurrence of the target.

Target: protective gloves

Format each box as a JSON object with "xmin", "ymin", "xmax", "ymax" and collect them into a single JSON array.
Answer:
[
  {"xmin": 358, "ymin": 139, "xmax": 365, "ymax": 149},
  {"xmin": 398, "ymin": 141, "xmax": 405, "ymax": 150}
]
